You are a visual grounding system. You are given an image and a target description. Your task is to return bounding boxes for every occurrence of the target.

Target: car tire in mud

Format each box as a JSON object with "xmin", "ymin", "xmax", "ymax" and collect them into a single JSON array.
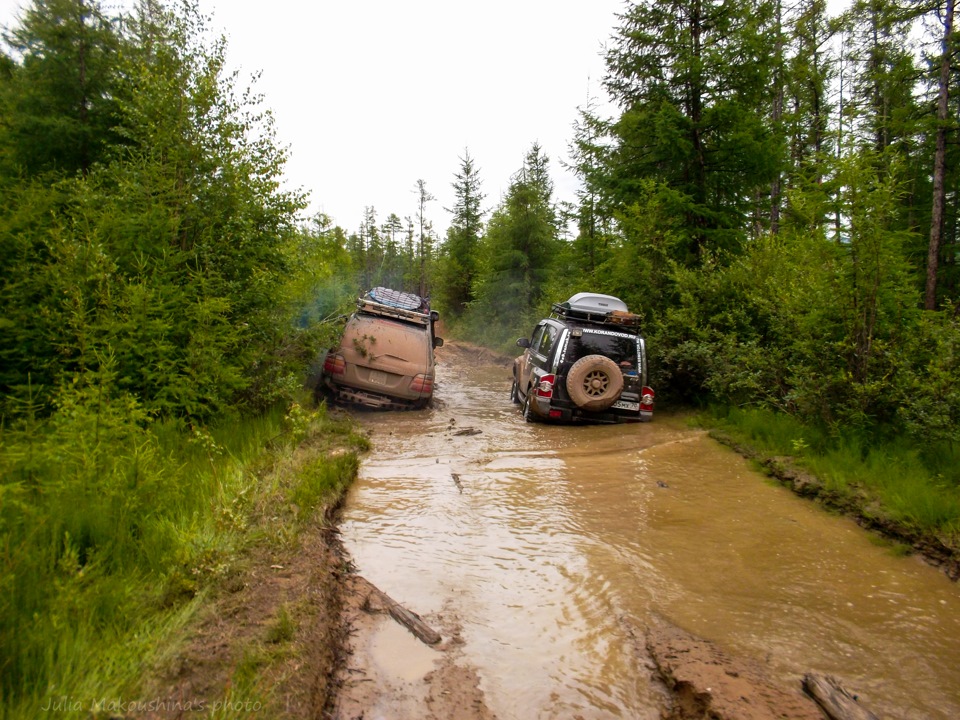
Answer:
[
  {"xmin": 510, "ymin": 379, "xmax": 521, "ymax": 405},
  {"xmin": 522, "ymin": 392, "xmax": 537, "ymax": 423},
  {"xmin": 565, "ymin": 355, "xmax": 624, "ymax": 411}
]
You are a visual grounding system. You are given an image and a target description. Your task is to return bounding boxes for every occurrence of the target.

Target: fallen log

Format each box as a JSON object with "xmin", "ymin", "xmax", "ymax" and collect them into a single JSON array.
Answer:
[
  {"xmin": 802, "ymin": 673, "xmax": 879, "ymax": 720},
  {"xmin": 386, "ymin": 602, "xmax": 441, "ymax": 645},
  {"xmin": 452, "ymin": 427, "xmax": 482, "ymax": 436},
  {"xmin": 356, "ymin": 576, "xmax": 441, "ymax": 645}
]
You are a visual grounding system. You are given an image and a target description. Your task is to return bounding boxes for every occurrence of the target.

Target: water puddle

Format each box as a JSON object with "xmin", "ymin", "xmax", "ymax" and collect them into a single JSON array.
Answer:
[
  {"xmin": 368, "ymin": 618, "xmax": 438, "ymax": 681},
  {"xmin": 340, "ymin": 348, "xmax": 960, "ymax": 719}
]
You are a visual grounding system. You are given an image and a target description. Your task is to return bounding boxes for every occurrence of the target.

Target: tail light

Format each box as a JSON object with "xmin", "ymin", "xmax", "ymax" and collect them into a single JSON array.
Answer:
[
  {"xmin": 640, "ymin": 386, "xmax": 655, "ymax": 411},
  {"xmin": 324, "ymin": 353, "xmax": 346, "ymax": 375},
  {"xmin": 536, "ymin": 374, "xmax": 555, "ymax": 398},
  {"xmin": 410, "ymin": 374, "xmax": 433, "ymax": 394}
]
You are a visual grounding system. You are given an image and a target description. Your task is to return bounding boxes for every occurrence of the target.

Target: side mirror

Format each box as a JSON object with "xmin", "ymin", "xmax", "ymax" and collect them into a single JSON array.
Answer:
[
  {"xmin": 433, "ymin": 337, "xmax": 444, "ymax": 348},
  {"xmin": 516, "ymin": 338, "xmax": 531, "ymax": 348}
]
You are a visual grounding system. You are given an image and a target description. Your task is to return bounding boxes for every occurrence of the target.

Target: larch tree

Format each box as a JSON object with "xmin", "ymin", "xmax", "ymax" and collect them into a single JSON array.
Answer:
[
  {"xmin": 926, "ymin": 0, "xmax": 956, "ymax": 310},
  {"xmin": 779, "ymin": 0, "xmax": 837, "ymax": 233},
  {"xmin": 415, "ymin": 178, "xmax": 435, "ymax": 298},
  {"xmin": 843, "ymin": 0, "xmax": 926, "ymax": 155},
  {"xmin": 0, "ymin": 0, "xmax": 123, "ymax": 177},
  {"xmin": 600, "ymin": 0, "xmax": 783, "ymax": 264}
]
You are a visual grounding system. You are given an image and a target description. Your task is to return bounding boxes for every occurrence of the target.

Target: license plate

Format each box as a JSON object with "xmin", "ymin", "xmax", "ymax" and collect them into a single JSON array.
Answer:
[
  {"xmin": 368, "ymin": 370, "xmax": 388, "ymax": 385},
  {"xmin": 612, "ymin": 399, "xmax": 639, "ymax": 411}
]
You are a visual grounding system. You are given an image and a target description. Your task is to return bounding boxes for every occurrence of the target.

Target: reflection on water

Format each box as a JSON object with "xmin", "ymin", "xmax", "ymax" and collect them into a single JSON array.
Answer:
[{"xmin": 340, "ymin": 358, "xmax": 960, "ymax": 720}]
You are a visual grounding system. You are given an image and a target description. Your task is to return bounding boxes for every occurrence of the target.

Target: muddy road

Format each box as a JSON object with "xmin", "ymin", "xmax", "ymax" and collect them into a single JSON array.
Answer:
[{"xmin": 333, "ymin": 344, "xmax": 960, "ymax": 720}]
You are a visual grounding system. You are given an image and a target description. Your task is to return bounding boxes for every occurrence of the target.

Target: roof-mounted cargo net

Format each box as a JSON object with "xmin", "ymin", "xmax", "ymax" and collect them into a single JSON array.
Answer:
[
  {"xmin": 367, "ymin": 287, "xmax": 427, "ymax": 312},
  {"xmin": 358, "ymin": 287, "xmax": 432, "ymax": 325}
]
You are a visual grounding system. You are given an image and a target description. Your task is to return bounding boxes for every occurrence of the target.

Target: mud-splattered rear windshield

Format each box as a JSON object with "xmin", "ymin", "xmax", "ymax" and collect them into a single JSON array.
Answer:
[{"xmin": 563, "ymin": 330, "xmax": 639, "ymax": 370}]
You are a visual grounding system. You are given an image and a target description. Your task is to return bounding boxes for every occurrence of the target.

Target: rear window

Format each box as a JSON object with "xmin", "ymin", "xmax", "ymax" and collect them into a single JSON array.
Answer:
[
  {"xmin": 347, "ymin": 315, "xmax": 430, "ymax": 358},
  {"xmin": 562, "ymin": 329, "xmax": 639, "ymax": 370}
]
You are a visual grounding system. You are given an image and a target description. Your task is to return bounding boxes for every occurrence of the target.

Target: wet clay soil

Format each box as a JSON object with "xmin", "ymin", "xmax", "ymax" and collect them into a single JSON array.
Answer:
[{"xmin": 332, "ymin": 574, "xmax": 825, "ymax": 720}]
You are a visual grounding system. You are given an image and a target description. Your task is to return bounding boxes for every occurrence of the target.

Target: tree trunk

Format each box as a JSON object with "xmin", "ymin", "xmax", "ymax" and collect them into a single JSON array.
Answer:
[
  {"xmin": 770, "ymin": 0, "xmax": 784, "ymax": 235},
  {"xmin": 927, "ymin": 0, "xmax": 955, "ymax": 310}
]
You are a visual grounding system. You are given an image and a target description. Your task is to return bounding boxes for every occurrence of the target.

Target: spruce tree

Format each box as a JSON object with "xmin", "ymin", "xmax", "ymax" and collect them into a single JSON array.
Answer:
[
  {"xmin": 468, "ymin": 144, "xmax": 561, "ymax": 343},
  {"xmin": 435, "ymin": 150, "xmax": 485, "ymax": 318}
]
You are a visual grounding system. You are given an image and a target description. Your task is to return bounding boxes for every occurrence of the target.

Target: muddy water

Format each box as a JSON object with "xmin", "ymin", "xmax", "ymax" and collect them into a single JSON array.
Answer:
[{"xmin": 339, "ymin": 352, "xmax": 960, "ymax": 720}]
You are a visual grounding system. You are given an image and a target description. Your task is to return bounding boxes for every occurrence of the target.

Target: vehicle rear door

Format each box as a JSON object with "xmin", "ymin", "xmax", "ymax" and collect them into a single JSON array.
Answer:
[{"xmin": 520, "ymin": 322, "xmax": 561, "ymax": 394}]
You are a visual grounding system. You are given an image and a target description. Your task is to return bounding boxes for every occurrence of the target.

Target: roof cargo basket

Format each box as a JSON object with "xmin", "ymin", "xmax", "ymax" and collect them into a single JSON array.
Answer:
[
  {"xmin": 357, "ymin": 287, "xmax": 432, "ymax": 325},
  {"xmin": 367, "ymin": 287, "xmax": 427, "ymax": 312},
  {"xmin": 550, "ymin": 292, "xmax": 641, "ymax": 329}
]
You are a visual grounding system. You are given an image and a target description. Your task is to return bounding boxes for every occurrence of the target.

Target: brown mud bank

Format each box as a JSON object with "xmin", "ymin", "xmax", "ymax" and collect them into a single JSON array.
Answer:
[
  {"xmin": 137, "ymin": 523, "xmax": 348, "ymax": 719},
  {"xmin": 709, "ymin": 430, "xmax": 960, "ymax": 582}
]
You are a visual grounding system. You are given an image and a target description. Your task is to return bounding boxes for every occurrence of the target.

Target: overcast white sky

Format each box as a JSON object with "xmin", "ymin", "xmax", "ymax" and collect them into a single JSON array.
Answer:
[
  {"xmin": 0, "ymin": 0, "xmax": 626, "ymax": 236},
  {"xmin": 1, "ymin": 1, "xmax": 851, "ymax": 237}
]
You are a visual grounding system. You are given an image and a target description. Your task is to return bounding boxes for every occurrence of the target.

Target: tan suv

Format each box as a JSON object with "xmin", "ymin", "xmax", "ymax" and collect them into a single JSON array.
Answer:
[{"xmin": 316, "ymin": 288, "xmax": 443, "ymax": 409}]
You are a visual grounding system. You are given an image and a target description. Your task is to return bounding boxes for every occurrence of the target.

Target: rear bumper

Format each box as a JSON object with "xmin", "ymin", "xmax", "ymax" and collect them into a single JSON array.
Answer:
[
  {"xmin": 322, "ymin": 377, "xmax": 428, "ymax": 410},
  {"xmin": 532, "ymin": 396, "xmax": 650, "ymax": 424}
]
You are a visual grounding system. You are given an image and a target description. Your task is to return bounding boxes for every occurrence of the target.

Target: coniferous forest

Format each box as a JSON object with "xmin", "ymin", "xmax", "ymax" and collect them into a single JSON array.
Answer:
[{"xmin": 1, "ymin": 0, "xmax": 959, "ymax": 714}]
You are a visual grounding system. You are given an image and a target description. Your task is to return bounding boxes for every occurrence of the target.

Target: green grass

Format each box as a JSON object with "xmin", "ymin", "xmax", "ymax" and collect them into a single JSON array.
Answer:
[
  {"xmin": 699, "ymin": 405, "xmax": 960, "ymax": 540},
  {"xmin": 0, "ymin": 391, "xmax": 365, "ymax": 719},
  {"xmin": 265, "ymin": 603, "xmax": 297, "ymax": 645}
]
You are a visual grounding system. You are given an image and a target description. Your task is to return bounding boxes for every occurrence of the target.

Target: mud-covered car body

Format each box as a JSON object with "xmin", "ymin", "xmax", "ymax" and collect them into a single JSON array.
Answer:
[
  {"xmin": 512, "ymin": 293, "xmax": 654, "ymax": 423},
  {"xmin": 317, "ymin": 288, "xmax": 442, "ymax": 410}
]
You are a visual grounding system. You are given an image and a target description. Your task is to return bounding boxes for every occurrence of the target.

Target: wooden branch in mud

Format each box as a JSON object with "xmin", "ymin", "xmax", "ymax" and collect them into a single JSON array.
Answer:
[
  {"xmin": 802, "ymin": 673, "xmax": 879, "ymax": 720},
  {"xmin": 386, "ymin": 602, "xmax": 441, "ymax": 645},
  {"xmin": 357, "ymin": 576, "xmax": 441, "ymax": 645},
  {"xmin": 452, "ymin": 427, "xmax": 482, "ymax": 436}
]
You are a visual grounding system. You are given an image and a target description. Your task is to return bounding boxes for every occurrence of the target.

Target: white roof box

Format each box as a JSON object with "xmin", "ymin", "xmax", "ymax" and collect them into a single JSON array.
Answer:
[{"xmin": 565, "ymin": 293, "xmax": 629, "ymax": 314}]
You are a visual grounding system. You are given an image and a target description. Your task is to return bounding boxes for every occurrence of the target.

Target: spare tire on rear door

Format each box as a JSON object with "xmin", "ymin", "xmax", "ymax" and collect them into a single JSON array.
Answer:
[{"xmin": 565, "ymin": 355, "xmax": 624, "ymax": 411}]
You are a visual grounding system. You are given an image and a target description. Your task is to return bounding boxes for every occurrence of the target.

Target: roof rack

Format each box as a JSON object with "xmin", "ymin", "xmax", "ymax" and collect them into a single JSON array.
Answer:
[
  {"xmin": 357, "ymin": 287, "xmax": 432, "ymax": 325},
  {"xmin": 357, "ymin": 298, "xmax": 431, "ymax": 325},
  {"xmin": 550, "ymin": 293, "xmax": 642, "ymax": 330},
  {"xmin": 366, "ymin": 287, "xmax": 428, "ymax": 312}
]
